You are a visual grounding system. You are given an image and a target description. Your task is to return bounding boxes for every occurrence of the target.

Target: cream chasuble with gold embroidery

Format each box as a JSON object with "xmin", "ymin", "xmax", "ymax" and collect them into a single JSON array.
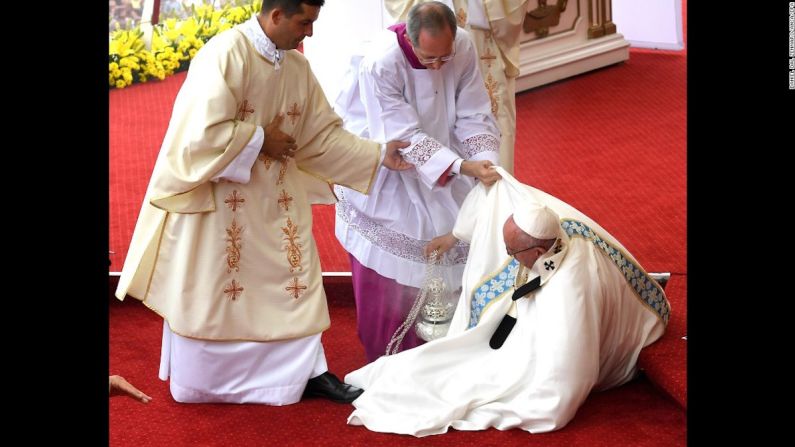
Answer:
[{"xmin": 115, "ymin": 25, "xmax": 380, "ymax": 342}]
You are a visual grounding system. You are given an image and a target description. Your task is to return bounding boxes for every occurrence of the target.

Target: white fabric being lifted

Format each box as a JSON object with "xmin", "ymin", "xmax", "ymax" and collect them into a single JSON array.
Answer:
[{"xmin": 345, "ymin": 167, "xmax": 670, "ymax": 436}]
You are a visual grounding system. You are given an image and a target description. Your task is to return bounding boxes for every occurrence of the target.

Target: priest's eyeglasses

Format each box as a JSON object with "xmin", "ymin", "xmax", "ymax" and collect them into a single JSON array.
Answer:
[
  {"xmin": 415, "ymin": 47, "xmax": 456, "ymax": 65},
  {"xmin": 506, "ymin": 244, "xmax": 537, "ymax": 257}
]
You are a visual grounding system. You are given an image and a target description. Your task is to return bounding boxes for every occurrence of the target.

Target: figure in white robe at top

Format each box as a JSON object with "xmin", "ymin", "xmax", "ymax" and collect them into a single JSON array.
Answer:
[
  {"xmin": 334, "ymin": 1, "xmax": 502, "ymax": 362},
  {"xmin": 384, "ymin": 0, "xmax": 530, "ymax": 175},
  {"xmin": 344, "ymin": 167, "xmax": 671, "ymax": 436}
]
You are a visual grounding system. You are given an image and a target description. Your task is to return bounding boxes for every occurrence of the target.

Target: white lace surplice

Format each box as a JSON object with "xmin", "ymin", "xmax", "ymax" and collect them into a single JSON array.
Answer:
[{"xmin": 334, "ymin": 27, "xmax": 500, "ymax": 289}]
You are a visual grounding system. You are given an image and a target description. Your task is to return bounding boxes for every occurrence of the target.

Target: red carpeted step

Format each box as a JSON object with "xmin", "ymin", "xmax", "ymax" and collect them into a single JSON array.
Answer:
[
  {"xmin": 638, "ymin": 274, "xmax": 687, "ymax": 409},
  {"xmin": 110, "ymin": 279, "xmax": 685, "ymax": 446}
]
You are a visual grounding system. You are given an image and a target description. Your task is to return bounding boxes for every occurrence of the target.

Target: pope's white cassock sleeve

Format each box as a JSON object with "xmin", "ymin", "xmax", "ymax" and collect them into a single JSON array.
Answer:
[{"xmin": 344, "ymin": 167, "xmax": 670, "ymax": 436}]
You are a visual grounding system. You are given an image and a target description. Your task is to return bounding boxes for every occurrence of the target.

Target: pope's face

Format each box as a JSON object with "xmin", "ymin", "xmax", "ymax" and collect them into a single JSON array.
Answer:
[
  {"xmin": 271, "ymin": 4, "xmax": 320, "ymax": 50},
  {"xmin": 503, "ymin": 217, "xmax": 545, "ymax": 269}
]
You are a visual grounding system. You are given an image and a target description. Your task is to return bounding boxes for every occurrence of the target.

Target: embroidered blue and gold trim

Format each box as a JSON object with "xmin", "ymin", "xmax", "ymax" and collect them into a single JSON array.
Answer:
[
  {"xmin": 562, "ymin": 219, "xmax": 670, "ymax": 325},
  {"xmin": 469, "ymin": 258, "xmax": 519, "ymax": 328}
]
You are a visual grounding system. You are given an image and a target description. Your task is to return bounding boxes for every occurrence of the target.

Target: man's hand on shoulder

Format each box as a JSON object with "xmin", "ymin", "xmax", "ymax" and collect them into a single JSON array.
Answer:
[{"xmin": 382, "ymin": 140, "xmax": 414, "ymax": 171}]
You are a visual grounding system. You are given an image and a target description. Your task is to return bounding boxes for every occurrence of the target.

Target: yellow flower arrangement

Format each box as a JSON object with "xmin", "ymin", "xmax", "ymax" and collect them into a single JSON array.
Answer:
[{"xmin": 109, "ymin": 0, "xmax": 262, "ymax": 89}]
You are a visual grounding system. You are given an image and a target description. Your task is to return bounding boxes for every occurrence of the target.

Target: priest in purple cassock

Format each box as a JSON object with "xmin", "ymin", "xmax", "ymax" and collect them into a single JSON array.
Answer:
[{"xmin": 334, "ymin": 1, "xmax": 503, "ymax": 362}]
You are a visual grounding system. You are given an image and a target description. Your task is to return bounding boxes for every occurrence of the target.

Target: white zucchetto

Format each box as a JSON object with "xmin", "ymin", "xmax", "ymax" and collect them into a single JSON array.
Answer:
[{"xmin": 513, "ymin": 204, "xmax": 560, "ymax": 239}]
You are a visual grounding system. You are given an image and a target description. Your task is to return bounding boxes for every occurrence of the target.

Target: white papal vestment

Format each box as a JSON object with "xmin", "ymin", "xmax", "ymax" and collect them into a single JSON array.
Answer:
[{"xmin": 345, "ymin": 167, "xmax": 670, "ymax": 435}]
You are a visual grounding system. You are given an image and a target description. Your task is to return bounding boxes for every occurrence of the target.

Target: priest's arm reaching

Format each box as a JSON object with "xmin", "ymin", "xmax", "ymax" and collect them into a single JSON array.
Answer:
[{"xmin": 460, "ymin": 160, "xmax": 500, "ymax": 186}]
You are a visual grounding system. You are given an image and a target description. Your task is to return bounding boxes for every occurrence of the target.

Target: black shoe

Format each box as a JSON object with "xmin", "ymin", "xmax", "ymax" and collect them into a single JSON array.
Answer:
[{"xmin": 302, "ymin": 371, "xmax": 364, "ymax": 404}]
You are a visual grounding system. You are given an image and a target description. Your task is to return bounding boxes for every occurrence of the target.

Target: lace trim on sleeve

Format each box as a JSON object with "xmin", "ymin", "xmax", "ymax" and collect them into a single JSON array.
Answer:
[
  {"xmin": 403, "ymin": 136, "xmax": 443, "ymax": 168},
  {"xmin": 462, "ymin": 134, "xmax": 499, "ymax": 159}
]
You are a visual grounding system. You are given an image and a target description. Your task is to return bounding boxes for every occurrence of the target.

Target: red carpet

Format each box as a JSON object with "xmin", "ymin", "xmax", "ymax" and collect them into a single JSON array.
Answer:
[
  {"xmin": 110, "ymin": 278, "xmax": 686, "ymax": 446},
  {"xmin": 638, "ymin": 273, "xmax": 687, "ymax": 409}
]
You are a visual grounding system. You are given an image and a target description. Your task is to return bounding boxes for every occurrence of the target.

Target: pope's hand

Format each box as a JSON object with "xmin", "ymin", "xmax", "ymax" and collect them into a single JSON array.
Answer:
[
  {"xmin": 382, "ymin": 140, "xmax": 414, "ymax": 171},
  {"xmin": 423, "ymin": 232, "xmax": 458, "ymax": 259}
]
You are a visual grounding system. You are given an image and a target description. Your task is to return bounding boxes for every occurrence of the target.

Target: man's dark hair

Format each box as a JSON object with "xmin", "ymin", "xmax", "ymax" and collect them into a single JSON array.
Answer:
[
  {"xmin": 406, "ymin": 1, "xmax": 457, "ymax": 46},
  {"xmin": 262, "ymin": 0, "xmax": 325, "ymax": 17}
]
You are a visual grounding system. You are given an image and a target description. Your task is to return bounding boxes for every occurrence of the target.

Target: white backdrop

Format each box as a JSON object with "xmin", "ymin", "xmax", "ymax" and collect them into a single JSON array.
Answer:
[
  {"xmin": 302, "ymin": 0, "xmax": 394, "ymax": 105},
  {"xmin": 303, "ymin": 0, "xmax": 684, "ymax": 101},
  {"xmin": 612, "ymin": 0, "xmax": 684, "ymax": 50}
]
